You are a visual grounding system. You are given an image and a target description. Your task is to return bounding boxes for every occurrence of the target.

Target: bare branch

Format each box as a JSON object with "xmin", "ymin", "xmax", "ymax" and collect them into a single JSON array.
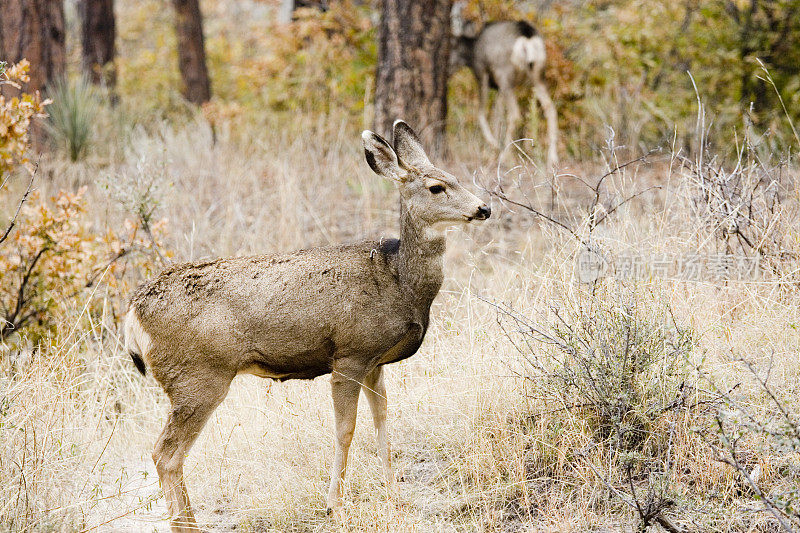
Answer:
[
  {"xmin": 0, "ymin": 165, "xmax": 37, "ymax": 246},
  {"xmin": 593, "ymin": 185, "xmax": 663, "ymax": 227}
]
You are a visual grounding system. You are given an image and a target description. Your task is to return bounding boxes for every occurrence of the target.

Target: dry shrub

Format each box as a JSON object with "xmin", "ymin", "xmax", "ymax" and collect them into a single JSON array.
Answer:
[
  {"xmin": 466, "ymin": 282, "xmax": 702, "ymax": 528},
  {"xmin": 703, "ymin": 356, "xmax": 800, "ymax": 531},
  {"xmin": 688, "ymin": 148, "xmax": 800, "ymax": 284}
]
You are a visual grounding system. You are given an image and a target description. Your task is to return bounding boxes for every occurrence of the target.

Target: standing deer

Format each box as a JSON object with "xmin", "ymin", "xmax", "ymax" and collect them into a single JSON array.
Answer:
[
  {"xmin": 124, "ymin": 120, "xmax": 491, "ymax": 531},
  {"xmin": 451, "ymin": 17, "xmax": 559, "ymax": 169}
]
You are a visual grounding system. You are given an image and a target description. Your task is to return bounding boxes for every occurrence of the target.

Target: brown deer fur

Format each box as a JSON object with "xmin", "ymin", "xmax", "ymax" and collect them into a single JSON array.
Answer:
[{"xmin": 124, "ymin": 121, "xmax": 490, "ymax": 531}]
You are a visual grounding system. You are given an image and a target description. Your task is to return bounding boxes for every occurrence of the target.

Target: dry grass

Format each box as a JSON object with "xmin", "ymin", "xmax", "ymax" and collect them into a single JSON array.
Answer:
[{"xmin": 1, "ymin": 108, "xmax": 799, "ymax": 533}]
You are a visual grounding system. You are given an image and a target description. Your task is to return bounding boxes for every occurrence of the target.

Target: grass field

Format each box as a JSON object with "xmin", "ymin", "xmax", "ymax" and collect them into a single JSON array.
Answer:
[
  {"xmin": 2, "ymin": 1, "xmax": 800, "ymax": 531},
  {"xmin": 2, "ymin": 111, "xmax": 799, "ymax": 531}
]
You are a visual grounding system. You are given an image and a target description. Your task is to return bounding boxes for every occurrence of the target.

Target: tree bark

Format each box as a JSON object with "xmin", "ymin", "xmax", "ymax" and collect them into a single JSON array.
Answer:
[
  {"xmin": 79, "ymin": 0, "xmax": 116, "ymax": 87},
  {"xmin": 0, "ymin": 0, "xmax": 66, "ymax": 95},
  {"xmin": 172, "ymin": 0, "xmax": 211, "ymax": 104},
  {"xmin": 373, "ymin": 0, "xmax": 452, "ymax": 154}
]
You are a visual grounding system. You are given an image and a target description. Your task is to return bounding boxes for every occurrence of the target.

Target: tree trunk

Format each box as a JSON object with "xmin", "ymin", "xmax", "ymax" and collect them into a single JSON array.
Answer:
[
  {"xmin": 172, "ymin": 0, "xmax": 211, "ymax": 104},
  {"xmin": 79, "ymin": 0, "xmax": 116, "ymax": 88},
  {"xmin": 0, "ymin": 0, "xmax": 66, "ymax": 95},
  {"xmin": 373, "ymin": 0, "xmax": 452, "ymax": 154}
]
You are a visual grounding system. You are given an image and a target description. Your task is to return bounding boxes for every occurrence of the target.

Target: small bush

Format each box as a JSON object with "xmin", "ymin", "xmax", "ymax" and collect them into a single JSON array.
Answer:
[
  {"xmin": 704, "ymin": 356, "xmax": 800, "ymax": 532},
  {"xmin": 45, "ymin": 76, "xmax": 99, "ymax": 162},
  {"xmin": 473, "ymin": 282, "xmax": 700, "ymax": 530},
  {"xmin": 0, "ymin": 186, "xmax": 168, "ymax": 348},
  {"xmin": 513, "ymin": 282, "xmax": 695, "ymax": 452}
]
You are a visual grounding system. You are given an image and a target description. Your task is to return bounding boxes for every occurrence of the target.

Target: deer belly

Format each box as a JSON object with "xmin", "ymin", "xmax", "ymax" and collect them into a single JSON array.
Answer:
[
  {"xmin": 238, "ymin": 339, "xmax": 335, "ymax": 381},
  {"xmin": 377, "ymin": 323, "xmax": 425, "ymax": 366}
]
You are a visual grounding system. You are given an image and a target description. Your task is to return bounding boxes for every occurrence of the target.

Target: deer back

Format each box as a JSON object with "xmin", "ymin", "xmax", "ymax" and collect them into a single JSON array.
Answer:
[{"xmin": 129, "ymin": 240, "xmax": 428, "ymax": 387}]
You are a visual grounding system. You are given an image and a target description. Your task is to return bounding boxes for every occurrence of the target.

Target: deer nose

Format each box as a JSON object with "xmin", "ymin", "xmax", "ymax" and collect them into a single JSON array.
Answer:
[{"xmin": 475, "ymin": 205, "xmax": 491, "ymax": 220}]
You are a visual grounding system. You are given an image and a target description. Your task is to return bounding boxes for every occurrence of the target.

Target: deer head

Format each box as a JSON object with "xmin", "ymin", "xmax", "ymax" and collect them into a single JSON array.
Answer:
[{"xmin": 362, "ymin": 120, "xmax": 490, "ymax": 230}]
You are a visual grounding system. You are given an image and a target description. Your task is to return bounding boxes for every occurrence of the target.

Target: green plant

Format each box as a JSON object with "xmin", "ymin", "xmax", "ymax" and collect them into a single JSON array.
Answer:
[
  {"xmin": 45, "ymin": 76, "xmax": 99, "ymax": 162},
  {"xmin": 522, "ymin": 283, "xmax": 694, "ymax": 450},
  {"xmin": 480, "ymin": 282, "xmax": 697, "ymax": 530}
]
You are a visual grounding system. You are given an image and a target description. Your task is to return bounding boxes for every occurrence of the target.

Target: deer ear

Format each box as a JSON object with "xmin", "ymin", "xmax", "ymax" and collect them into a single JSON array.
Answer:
[
  {"xmin": 362, "ymin": 130, "xmax": 406, "ymax": 182},
  {"xmin": 392, "ymin": 120, "xmax": 432, "ymax": 170}
]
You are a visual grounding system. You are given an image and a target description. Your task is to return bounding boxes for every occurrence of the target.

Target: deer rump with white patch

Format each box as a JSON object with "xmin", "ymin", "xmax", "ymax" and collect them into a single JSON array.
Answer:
[
  {"xmin": 124, "ymin": 121, "xmax": 490, "ymax": 532},
  {"xmin": 451, "ymin": 19, "xmax": 559, "ymax": 168},
  {"xmin": 509, "ymin": 21, "xmax": 545, "ymax": 72}
]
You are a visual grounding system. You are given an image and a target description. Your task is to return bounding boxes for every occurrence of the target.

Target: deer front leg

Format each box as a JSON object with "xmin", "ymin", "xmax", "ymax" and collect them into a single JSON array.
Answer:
[
  {"xmin": 477, "ymin": 72, "xmax": 499, "ymax": 149},
  {"xmin": 362, "ymin": 366, "xmax": 397, "ymax": 499},
  {"xmin": 326, "ymin": 366, "xmax": 364, "ymax": 516}
]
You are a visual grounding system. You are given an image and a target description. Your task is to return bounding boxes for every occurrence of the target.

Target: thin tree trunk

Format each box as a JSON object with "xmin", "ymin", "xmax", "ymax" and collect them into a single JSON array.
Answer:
[
  {"xmin": 172, "ymin": 0, "xmax": 211, "ymax": 104},
  {"xmin": 0, "ymin": 0, "xmax": 66, "ymax": 95},
  {"xmin": 79, "ymin": 0, "xmax": 116, "ymax": 88},
  {"xmin": 373, "ymin": 0, "xmax": 452, "ymax": 155}
]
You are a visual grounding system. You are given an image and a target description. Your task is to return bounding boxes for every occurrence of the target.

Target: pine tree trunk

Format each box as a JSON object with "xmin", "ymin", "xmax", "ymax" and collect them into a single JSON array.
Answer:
[
  {"xmin": 373, "ymin": 0, "xmax": 452, "ymax": 154},
  {"xmin": 79, "ymin": 0, "xmax": 116, "ymax": 87},
  {"xmin": 0, "ymin": 0, "xmax": 66, "ymax": 94},
  {"xmin": 172, "ymin": 0, "xmax": 211, "ymax": 104}
]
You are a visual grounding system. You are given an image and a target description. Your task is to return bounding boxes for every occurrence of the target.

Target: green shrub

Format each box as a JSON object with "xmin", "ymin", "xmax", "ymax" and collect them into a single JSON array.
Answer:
[
  {"xmin": 45, "ymin": 76, "xmax": 99, "ymax": 162},
  {"xmin": 505, "ymin": 282, "xmax": 695, "ymax": 452}
]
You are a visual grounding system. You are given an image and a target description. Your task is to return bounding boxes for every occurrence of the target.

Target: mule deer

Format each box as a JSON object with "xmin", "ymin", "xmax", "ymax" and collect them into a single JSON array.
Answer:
[
  {"xmin": 124, "ymin": 120, "xmax": 490, "ymax": 531},
  {"xmin": 451, "ymin": 17, "xmax": 559, "ymax": 169}
]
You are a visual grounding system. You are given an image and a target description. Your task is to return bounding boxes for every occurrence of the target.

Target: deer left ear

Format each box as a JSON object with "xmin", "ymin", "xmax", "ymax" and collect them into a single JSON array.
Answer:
[
  {"xmin": 392, "ymin": 120, "xmax": 432, "ymax": 170},
  {"xmin": 362, "ymin": 130, "xmax": 407, "ymax": 182}
]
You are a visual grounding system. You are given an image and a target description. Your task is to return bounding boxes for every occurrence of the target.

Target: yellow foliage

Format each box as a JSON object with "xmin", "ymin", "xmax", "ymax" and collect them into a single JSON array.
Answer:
[
  {"xmin": 0, "ymin": 60, "xmax": 49, "ymax": 176},
  {"xmin": 216, "ymin": 1, "xmax": 375, "ymax": 114},
  {"xmin": 0, "ymin": 187, "xmax": 169, "ymax": 345}
]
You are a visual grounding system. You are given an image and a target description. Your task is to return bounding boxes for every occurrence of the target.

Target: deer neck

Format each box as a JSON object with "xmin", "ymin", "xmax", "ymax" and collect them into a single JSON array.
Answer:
[{"xmin": 397, "ymin": 199, "xmax": 445, "ymax": 307}]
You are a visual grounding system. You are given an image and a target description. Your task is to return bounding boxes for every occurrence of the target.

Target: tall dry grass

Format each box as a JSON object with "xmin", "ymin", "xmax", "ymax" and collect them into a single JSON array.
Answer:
[{"xmin": 1, "ymin": 106, "xmax": 799, "ymax": 532}]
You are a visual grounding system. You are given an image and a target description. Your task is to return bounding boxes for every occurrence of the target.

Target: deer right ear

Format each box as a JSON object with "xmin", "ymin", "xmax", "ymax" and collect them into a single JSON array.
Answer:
[{"xmin": 362, "ymin": 130, "xmax": 406, "ymax": 182}]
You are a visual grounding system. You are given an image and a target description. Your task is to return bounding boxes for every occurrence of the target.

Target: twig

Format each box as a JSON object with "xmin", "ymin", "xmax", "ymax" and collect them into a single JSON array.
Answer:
[
  {"xmin": 141, "ymin": 217, "xmax": 167, "ymax": 265},
  {"xmin": 594, "ymin": 149, "xmax": 659, "ymax": 195},
  {"xmin": 0, "ymin": 165, "xmax": 37, "ymax": 246},
  {"xmin": 594, "ymin": 185, "xmax": 662, "ymax": 227},
  {"xmin": 481, "ymin": 187, "xmax": 587, "ymax": 246}
]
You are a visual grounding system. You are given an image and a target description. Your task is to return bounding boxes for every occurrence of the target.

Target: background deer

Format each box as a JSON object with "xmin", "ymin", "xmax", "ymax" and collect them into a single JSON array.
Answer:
[
  {"xmin": 124, "ymin": 120, "xmax": 490, "ymax": 531},
  {"xmin": 450, "ymin": 12, "xmax": 559, "ymax": 169}
]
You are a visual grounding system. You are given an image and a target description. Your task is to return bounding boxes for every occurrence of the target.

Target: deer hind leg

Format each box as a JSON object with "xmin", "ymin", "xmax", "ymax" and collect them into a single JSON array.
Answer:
[
  {"xmin": 326, "ymin": 364, "xmax": 365, "ymax": 515},
  {"xmin": 532, "ymin": 63, "xmax": 559, "ymax": 171},
  {"xmin": 154, "ymin": 376, "xmax": 232, "ymax": 532},
  {"xmin": 477, "ymin": 72, "xmax": 499, "ymax": 149},
  {"xmin": 362, "ymin": 366, "xmax": 397, "ymax": 498}
]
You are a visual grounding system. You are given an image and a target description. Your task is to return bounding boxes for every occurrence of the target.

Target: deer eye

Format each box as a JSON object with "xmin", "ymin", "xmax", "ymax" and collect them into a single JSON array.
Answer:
[{"xmin": 429, "ymin": 184, "xmax": 446, "ymax": 194}]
